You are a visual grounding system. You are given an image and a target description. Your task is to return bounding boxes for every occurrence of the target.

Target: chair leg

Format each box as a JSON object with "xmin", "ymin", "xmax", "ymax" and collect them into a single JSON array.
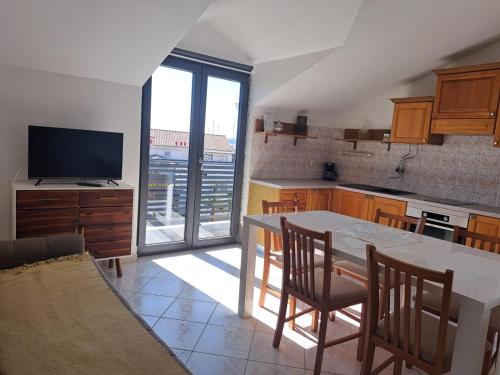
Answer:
[
  {"xmin": 329, "ymin": 311, "xmax": 336, "ymax": 322},
  {"xmin": 312, "ymin": 310, "xmax": 319, "ymax": 332},
  {"xmin": 393, "ymin": 358, "xmax": 403, "ymax": 375},
  {"xmin": 360, "ymin": 340, "xmax": 376, "ymax": 375},
  {"xmin": 272, "ymin": 291, "xmax": 289, "ymax": 348},
  {"xmin": 482, "ymin": 343, "xmax": 492, "ymax": 375},
  {"xmin": 115, "ymin": 258, "xmax": 122, "ymax": 278},
  {"xmin": 357, "ymin": 302, "xmax": 367, "ymax": 361},
  {"xmin": 288, "ymin": 296, "xmax": 297, "ymax": 329},
  {"xmin": 313, "ymin": 310, "xmax": 329, "ymax": 375},
  {"xmin": 259, "ymin": 254, "xmax": 271, "ymax": 307}
]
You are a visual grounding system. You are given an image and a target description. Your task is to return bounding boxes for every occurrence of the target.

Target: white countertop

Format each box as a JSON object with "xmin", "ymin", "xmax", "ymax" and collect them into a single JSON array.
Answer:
[
  {"xmin": 250, "ymin": 178, "xmax": 500, "ymax": 219},
  {"xmin": 244, "ymin": 210, "xmax": 500, "ymax": 311},
  {"xmin": 12, "ymin": 181, "xmax": 134, "ymax": 190}
]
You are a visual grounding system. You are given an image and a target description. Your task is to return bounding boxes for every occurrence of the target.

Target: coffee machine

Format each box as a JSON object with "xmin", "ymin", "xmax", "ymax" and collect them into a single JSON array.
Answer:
[{"xmin": 323, "ymin": 162, "xmax": 337, "ymax": 181}]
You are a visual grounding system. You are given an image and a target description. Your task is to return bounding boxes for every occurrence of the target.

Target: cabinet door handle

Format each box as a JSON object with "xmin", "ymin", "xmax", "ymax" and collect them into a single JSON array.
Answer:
[
  {"xmin": 494, "ymin": 140, "xmax": 499, "ymax": 146},
  {"xmin": 490, "ymin": 112, "xmax": 496, "ymax": 117},
  {"xmin": 422, "ymin": 137, "xmax": 427, "ymax": 143}
]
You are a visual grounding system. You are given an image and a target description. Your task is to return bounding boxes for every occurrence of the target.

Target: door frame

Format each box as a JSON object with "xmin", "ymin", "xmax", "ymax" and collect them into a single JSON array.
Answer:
[{"xmin": 137, "ymin": 55, "xmax": 250, "ymax": 256}]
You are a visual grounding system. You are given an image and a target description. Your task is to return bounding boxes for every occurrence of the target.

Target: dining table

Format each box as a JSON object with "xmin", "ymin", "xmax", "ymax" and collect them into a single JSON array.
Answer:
[{"xmin": 238, "ymin": 210, "xmax": 500, "ymax": 375}]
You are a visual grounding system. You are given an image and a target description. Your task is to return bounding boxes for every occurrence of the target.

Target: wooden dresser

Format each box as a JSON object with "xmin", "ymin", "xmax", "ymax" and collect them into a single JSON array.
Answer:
[{"xmin": 12, "ymin": 182, "xmax": 134, "ymax": 275}]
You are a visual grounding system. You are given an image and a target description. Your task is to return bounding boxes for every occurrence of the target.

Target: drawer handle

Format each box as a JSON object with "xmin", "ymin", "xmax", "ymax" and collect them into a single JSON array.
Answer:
[
  {"xmin": 98, "ymin": 197, "xmax": 120, "ymax": 200},
  {"xmin": 40, "ymin": 198, "xmax": 61, "ymax": 202}
]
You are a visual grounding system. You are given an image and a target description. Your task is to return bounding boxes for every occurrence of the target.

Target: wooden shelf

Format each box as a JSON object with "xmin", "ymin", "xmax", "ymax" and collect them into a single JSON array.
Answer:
[
  {"xmin": 254, "ymin": 118, "xmax": 316, "ymax": 146},
  {"xmin": 260, "ymin": 131, "xmax": 317, "ymax": 145},
  {"xmin": 335, "ymin": 128, "xmax": 392, "ymax": 151}
]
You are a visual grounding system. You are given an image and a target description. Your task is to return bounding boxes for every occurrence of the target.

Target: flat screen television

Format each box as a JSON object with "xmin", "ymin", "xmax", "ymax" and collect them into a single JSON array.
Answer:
[{"xmin": 28, "ymin": 126, "xmax": 123, "ymax": 181}]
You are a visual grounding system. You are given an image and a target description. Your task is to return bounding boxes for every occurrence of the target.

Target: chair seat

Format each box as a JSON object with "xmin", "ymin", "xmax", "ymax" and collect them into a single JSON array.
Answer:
[
  {"xmin": 334, "ymin": 260, "xmax": 400, "ymax": 287},
  {"xmin": 310, "ymin": 269, "xmax": 367, "ymax": 307},
  {"xmin": 421, "ymin": 290, "xmax": 500, "ymax": 330},
  {"xmin": 376, "ymin": 308, "xmax": 458, "ymax": 371}
]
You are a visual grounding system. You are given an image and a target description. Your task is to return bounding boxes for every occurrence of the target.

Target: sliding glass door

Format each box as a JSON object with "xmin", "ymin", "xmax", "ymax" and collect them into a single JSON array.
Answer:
[{"xmin": 138, "ymin": 56, "xmax": 249, "ymax": 254}]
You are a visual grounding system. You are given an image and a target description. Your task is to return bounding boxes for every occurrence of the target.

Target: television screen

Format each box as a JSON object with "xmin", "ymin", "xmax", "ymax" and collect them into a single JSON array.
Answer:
[{"xmin": 28, "ymin": 126, "xmax": 123, "ymax": 180}]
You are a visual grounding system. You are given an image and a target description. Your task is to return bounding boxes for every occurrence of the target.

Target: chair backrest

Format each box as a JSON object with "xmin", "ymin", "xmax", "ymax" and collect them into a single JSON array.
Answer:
[
  {"xmin": 280, "ymin": 217, "xmax": 331, "ymax": 305},
  {"xmin": 262, "ymin": 200, "xmax": 298, "ymax": 215},
  {"xmin": 452, "ymin": 226, "xmax": 500, "ymax": 254},
  {"xmin": 365, "ymin": 244, "xmax": 454, "ymax": 374},
  {"xmin": 374, "ymin": 208, "xmax": 426, "ymax": 234},
  {"xmin": 262, "ymin": 200, "xmax": 298, "ymax": 251}
]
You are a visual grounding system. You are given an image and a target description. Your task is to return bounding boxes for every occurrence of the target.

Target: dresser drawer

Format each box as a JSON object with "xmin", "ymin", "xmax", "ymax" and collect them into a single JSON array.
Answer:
[
  {"xmin": 16, "ymin": 208, "xmax": 79, "ymax": 238},
  {"xmin": 79, "ymin": 206, "xmax": 132, "ymax": 226},
  {"xmin": 86, "ymin": 240, "xmax": 131, "ymax": 258},
  {"xmin": 83, "ymin": 224, "xmax": 132, "ymax": 245},
  {"xmin": 16, "ymin": 191, "xmax": 79, "ymax": 210},
  {"xmin": 80, "ymin": 190, "xmax": 133, "ymax": 208}
]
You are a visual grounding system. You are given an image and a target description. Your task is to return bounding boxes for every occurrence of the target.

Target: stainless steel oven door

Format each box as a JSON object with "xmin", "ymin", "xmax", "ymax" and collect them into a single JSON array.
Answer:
[{"xmin": 422, "ymin": 220, "xmax": 455, "ymax": 241}]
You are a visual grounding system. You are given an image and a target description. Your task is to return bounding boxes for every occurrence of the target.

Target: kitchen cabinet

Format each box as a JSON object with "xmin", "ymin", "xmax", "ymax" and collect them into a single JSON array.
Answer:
[
  {"xmin": 390, "ymin": 97, "xmax": 443, "ymax": 145},
  {"xmin": 306, "ymin": 189, "xmax": 335, "ymax": 211},
  {"xmin": 431, "ymin": 62, "xmax": 500, "ymax": 135},
  {"xmin": 332, "ymin": 190, "xmax": 371, "ymax": 220},
  {"xmin": 368, "ymin": 196, "xmax": 407, "ymax": 222},
  {"xmin": 332, "ymin": 189, "xmax": 407, "ymax": 222},
  {"xmin": 468, "ymin": 214, "xmax": 500, "ymax": 238},
  {"xmin": 494, "ymin": 103, "xmax": 500, "ymax": 147}
]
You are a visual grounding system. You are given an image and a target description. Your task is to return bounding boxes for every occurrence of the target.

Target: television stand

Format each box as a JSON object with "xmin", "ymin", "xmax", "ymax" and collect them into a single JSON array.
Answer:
[
  {"xmin": 107, "ymin": 180, "xmax": 119, "ymax": 186},
  {"xmin": 77, "ymin": 182, "xmax": 102, "ymax": 187}
]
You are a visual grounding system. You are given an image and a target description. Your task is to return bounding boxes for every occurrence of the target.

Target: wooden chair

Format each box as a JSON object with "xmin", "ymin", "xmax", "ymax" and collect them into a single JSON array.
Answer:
[
  {"xmin": 361, "ymin": 244, "xmax": 457, "ymax": 375},
  {"xmin": 420, "ymin": 226, "xmax": 500, "ymax": 374},
  {"xmin": 273, "ymin": 217, "xmax": 368, "ymax": 375},
  {"xmin": 334, "ymin": 209, "xmax": 426, "ymax": 318},
  {"xmin": 259, "ymin": 200, "xmax": 326, "ymax": 308}
]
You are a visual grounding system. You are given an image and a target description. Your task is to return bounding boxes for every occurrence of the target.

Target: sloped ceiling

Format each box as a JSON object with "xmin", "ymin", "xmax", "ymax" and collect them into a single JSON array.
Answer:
[
  {"xmin": 256, "ymin": 0, "xmax": 500, "ymax": 116},
  {"xmin": 198, "ymin": 0, "xmax": 363, "ymax": 64},
  {"xmin": 0, "ymin": 0, "xmax": 214, "ymax": 85}
]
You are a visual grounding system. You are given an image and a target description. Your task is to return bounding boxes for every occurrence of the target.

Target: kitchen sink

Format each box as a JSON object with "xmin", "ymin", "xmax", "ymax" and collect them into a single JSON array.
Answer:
[{"xmin": 338, "ymin": 183, "xmax": 416, "ymax": 196}]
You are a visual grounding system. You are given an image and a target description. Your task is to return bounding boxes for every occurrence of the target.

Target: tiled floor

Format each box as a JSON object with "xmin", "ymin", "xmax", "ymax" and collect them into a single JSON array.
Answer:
[{"xmin": 100, "ymin": 245, "xmax": 424, "ymax": 375}]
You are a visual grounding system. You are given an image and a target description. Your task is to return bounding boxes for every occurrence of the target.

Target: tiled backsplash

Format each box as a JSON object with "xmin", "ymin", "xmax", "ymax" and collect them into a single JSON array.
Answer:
[{"xmin": 249, "ymin": 126, "xmax": 500, "ymax": 207}]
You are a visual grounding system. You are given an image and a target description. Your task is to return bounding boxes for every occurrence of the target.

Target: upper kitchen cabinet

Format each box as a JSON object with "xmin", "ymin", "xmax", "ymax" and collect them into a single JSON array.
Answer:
[
  {"xmin": 390, "ymin": 97, "xmax": 443, "ymax": 145},
  {"xmin": 431, "ymin": 62, "xmax": 500, "ymax": 135},
  {"xmin": 494, "ymin": 108, "xmax": 500, "ymax": 147}
]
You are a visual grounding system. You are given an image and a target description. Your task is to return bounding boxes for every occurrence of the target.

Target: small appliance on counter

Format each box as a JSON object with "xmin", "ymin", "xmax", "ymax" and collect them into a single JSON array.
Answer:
[{"xmin": 323, "ymin": 162, "xmax": 337, "ymax": 181}]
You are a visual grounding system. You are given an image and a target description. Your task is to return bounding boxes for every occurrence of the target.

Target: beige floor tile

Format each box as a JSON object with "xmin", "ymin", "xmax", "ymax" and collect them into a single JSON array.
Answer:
[
  {"xmin": 108, "ymin": 274, "xmax": 153, "ymax": 292},
  {"xmin": 127, "ymin": 293, "xmax": 174, "ymax": 316},
  {"xmin": 139, "ymin": 314, "xmax": 159, "ymax": 327},
  {"xmin": 208, "ymin": 304, "xmax": 258, "ymax": 330},
  {"xmin": 249, "ymin": 330, "xmax": 305, "ymax": 368},
  {"xmin": 171, "ymin": 348, "xmax": 191, "ymax": 365},
  {"xmin": 153, "ymin": 318, "xmax": 206, "ymax": 351},
  {"xmin": 140, "ymin": 277, "xmax": 188, "ymax": 297},
  {"xmin": 187, "ymin": 352, "xmax": 247, "ymax": 375},
  {"xmin": 245, "ymin": 361, "xmax": 305, "ymax": 375},
  {"xmin": 162, "ymin": 298, "xmax": 216, "ymax": 323},
  {"xmin": 195, "ymin": 324, "xmax": 254, "ymax": 359},
  {"xmin": 305, "ymin": 341, "xmax": 360, "ymax": 375}
]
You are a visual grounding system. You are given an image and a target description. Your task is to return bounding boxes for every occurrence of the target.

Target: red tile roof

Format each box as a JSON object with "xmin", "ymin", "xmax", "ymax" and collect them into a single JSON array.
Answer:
[{"xmin": 150, "ymin": 129, "xmax": 233, "ymax": 153}]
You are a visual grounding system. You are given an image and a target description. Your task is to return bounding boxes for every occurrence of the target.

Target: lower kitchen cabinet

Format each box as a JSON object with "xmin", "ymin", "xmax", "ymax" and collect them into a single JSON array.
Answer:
[
  {"xmin": 468, "ymin": 214, "xmax": 500, "ymax": 238},
  {"xmin": 306, "ymin": 188, "xmax": 335, "ymax": 211},
  {"xmin": 332, "ymin": 189, "xmax": 371, "ymax": 220},
  {"xmin": 368, "ymin": 195, "xmax": 407, "ymax": 222},
  {"xmin": 332, "ymin": 189, "xmax": 407, "ymax": 222}
]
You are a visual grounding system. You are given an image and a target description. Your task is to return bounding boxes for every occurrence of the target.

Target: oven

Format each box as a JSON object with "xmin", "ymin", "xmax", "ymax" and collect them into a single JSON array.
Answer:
[{"xmin": 406, "ymin": 202, "xmax": 469, "ymax": 241}]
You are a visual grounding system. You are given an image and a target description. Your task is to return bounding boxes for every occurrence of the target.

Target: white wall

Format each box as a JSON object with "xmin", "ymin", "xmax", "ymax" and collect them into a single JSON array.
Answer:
[
  {"xmin": 0, "ymin": 63, "xmax": 141, "ymax": 256},
  {"xmin": 333, "ymin": 40, "xmax": 500, "ymax": 129}
]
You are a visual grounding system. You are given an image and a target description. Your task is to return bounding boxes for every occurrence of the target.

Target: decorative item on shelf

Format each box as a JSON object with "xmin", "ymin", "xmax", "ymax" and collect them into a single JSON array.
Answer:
[
  {"xmin": 273, "ymin": 120, "xmax": 284, "ymax": 133},
  {"xmin": 263, "ymin": 113, "xmax": 275, "ymax": 132},
  {"xmin": 296, "ymin": 115, "xmax": 308, "ymax": 135},
  {"xmin": 358, "ymin": 126, "xmax": 369, "ymax": 140}
]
